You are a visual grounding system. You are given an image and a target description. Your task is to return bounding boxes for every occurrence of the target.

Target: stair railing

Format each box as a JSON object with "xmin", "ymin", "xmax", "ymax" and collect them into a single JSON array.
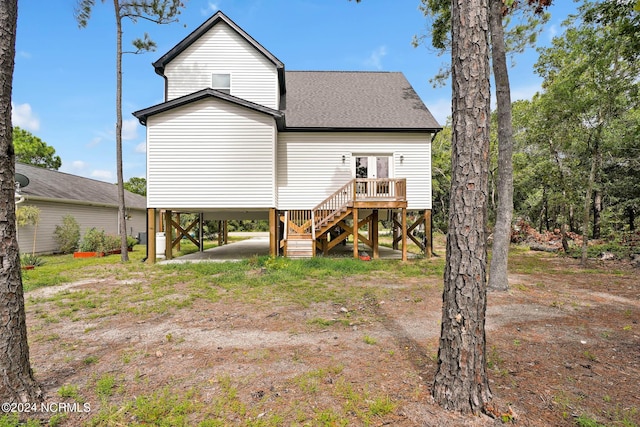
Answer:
[
  {"xmin": 287, "ymin": 209, "xmax": 314, "ymax": 235},
  {"xmin": 312, "ymin": 179, "xmax": 355, "ymax": 231}
]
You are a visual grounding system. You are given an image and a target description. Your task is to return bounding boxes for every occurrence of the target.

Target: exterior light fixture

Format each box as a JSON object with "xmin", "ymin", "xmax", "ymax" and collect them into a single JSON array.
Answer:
[{"xmin": 342, "ymin": 154, "xmax": 346, "ymax": 164}]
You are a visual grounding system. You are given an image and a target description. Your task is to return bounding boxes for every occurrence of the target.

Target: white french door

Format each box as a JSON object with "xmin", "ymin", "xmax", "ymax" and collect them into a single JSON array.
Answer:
[
  {"xmin": 354, "ymin": 155, "xmax": 391, "ymax": 179},
  {"xmin": 353, "ymin": 154, "xmax": 393, "ymax": 197}
]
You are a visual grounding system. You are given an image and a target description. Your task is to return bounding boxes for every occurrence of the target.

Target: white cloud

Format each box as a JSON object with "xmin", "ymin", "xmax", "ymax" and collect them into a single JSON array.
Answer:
[
  {"xmin": 135, "ymin": 141, "xmax": 147, "ymax": 154},
  {"xmin": 11, "ymin": 102, "xmax": 40, "ymax": 131},
  {"xmin": 71, "ymin": 160, "xmax": 88, "ymax": 170},
  {"xmin": 364, "ymin": 46, "xmax": 388, "ymax": 71},
  {"xmin": 122, "ymin": 118, "xmax": 139, "ymax": 140},
  {"xmin": 201, "ymin": 1, "xmax": 219, "ymax": 16},
  {"xmin": 18, "ymin": 51, "xmax": 31, "ymax": 59},
  {"xmin": 91, "ymin": 170, "xmax": 113, "ymax": 181},
  {"xmin": 87, "ymin": 136, "xmax": 102, "ymax": 148}
]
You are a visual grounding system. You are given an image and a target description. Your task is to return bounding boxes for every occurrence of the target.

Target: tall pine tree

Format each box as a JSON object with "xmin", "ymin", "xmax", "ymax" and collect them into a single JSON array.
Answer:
[
  {"xmin": 0, "ymin": 0, "xmax": 42, "ymax": 403},
  {"xmin": 432, "ymin": 0, "xmax": 492, "ymax": 413},
  {"xmin": 75, "ymin": 0, "xmax": 184, "ymax": 261}
]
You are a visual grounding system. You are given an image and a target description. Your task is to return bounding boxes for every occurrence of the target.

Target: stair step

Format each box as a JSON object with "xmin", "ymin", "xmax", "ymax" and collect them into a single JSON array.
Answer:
[
  {"xmin": 285, "ymin": 238, "xmax": 314, "ymax": 258},
  {"xmin": 287, "ymin": 234, "xmax": 313, "ymax": 240}
]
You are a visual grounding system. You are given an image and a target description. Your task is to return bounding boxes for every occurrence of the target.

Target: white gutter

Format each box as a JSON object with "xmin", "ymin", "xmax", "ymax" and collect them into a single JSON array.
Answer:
[{"xmin": 21, "ymin": 194, "xmax": 146, "ymax": 211}]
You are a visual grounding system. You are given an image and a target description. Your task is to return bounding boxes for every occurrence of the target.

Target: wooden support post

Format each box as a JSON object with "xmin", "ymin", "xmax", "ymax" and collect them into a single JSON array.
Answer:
[
  {"xmin": 353, "ymin": 208, "xmax": 359, "ymax": 259},
  {"xmin": 223, "ymin": 220, "xmax": 228, "ymax": 244},
  {"xmin": 176, "ymin": 213, "xmax": 181, "ymax": 252},
  {"xmin": 165, "ymin": 209, "xmax": 172, "ymax": 260},
  {"xmin": 199, "ymin": 213, "xmax": 204, "ymax": 252},
  {"xmin": 392, "ymin": 211, "xmax": 399, "ymax": 250},
  {"xmin": 425, "ymin": 209, "xmax": 433, "ymax": 258},
  {"xmin": 372, "ymin": 209, "xmax": 379, "ymax": 259},
  {"xmin": 269, "ymin": 208, "xmax": 278, "ymax": 257},
  {"xmin": 147, "ymin": 208, "xmax": 156, "ymax": 264},
  {"xmin": 217, "ymin": 220, "xmax": 223, "ymax": 246},
  {"xmin": 402, "ymin": 207, "xmax": 407, "ymax": 262}
]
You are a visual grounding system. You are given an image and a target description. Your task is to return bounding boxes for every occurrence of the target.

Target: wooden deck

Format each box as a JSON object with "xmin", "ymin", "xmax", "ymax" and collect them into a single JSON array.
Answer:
[
  {"xmin": 283, "ymin": 178, "xmax": 409, "ymax": 258},
  {"xmin": 147, "ymin": 177, "xmax": 427, "ymax": 263}
]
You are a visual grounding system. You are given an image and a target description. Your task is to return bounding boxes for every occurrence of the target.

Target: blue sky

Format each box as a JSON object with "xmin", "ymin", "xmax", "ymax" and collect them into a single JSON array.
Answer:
[{"xmin": 13, "ymin": 0, "xmax": 577, "ymax": 182}]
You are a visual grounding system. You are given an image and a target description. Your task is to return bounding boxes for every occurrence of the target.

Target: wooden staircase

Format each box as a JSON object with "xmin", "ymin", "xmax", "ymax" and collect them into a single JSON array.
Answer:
[
  {"xmin": 285, "ymin": 234, "xmax": 315, "ymax": 258},
  {"xmin": 283, "ymin": 178, "xmax": 406, "ymax": 258}
]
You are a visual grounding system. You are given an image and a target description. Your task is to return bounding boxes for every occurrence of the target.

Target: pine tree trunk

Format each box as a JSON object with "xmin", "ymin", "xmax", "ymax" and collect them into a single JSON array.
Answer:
[
  {"xmin": 581, "ymin": 156, "xmax": 596, "ymax": 266},
  {"xmin": 0, "ymin": 0, "xmax": 42, "ymax": 402},
  {"xmin": 592, "ymin": 189, "xmax": 601, "ymax": 239},
  {"xmin": 432, "ymin": 0, "xmax": 492, "ymax": 414},
  {"xmin": 113, "ymin": 0, "xmax": 129, "ymax": 261},
  {"xmin": 487, "ymin": 0, "xmax": 514, "ymax": 292},
  {"xmin": 581, "ymin": 132, "xmax": 601, "ymax": 266}
]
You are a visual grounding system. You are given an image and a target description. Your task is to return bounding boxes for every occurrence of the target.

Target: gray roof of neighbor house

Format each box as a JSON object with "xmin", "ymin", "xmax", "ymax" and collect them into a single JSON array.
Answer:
[
  {"xmin": 15, "ymin": 163, "xmax": 146, "ymax": 210},
  {"xmin": 282, "ymin": 71, "xmax": 441, "ymax": 131}
]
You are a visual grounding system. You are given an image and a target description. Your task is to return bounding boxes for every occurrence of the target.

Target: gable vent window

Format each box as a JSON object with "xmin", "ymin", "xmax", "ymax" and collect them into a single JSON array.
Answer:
[{"xmin": 212, "ymin": 73, "xmax": 231, "ymax": 94}]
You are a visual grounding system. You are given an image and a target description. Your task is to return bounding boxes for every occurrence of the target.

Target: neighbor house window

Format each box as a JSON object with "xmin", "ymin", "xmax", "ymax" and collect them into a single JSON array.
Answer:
[{"xmin": 212, "ymin": 73, "xmax": 231, "ymax": 94}]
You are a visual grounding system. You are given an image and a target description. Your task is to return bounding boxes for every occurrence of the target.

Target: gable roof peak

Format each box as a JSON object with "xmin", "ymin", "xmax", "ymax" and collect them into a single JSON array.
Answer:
[{"xmin": 152, "ymin": 10, "xmax": 284, "ymax": 77}]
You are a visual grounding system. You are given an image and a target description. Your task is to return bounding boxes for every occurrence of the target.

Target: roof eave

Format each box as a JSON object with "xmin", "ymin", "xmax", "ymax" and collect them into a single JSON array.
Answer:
[
  {"xmin": 22, "ymin": 195, "xmax": 146, "ymax": 211},
  {"xmin": 280, "ymin": 127, "xmax": 442, "ymax": 133},
  {"xmin": 133, "ymin": 88, "xmax": 283, "ymax": 125}
]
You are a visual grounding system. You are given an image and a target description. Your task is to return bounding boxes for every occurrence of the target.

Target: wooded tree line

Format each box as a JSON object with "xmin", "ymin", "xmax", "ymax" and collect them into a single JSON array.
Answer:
[{"xmin": 431, "ymin": 1, "xmax": 640, "ymax": 240}]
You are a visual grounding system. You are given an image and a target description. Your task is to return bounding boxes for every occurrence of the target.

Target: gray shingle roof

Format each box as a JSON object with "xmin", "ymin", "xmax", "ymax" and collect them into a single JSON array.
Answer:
[
  {"xmin": 133, "ymin": 88, "xmax": 284, "ymax": 127},
  {"xmin": 282, "ymin": 71, "xmax": 441, "ymax": 131},
  {"xmin": 15, "ymin": 163, "xmax": 146, "ymax": 209}
]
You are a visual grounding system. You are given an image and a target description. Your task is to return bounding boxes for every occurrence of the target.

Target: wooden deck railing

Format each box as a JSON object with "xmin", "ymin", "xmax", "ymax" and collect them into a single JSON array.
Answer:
[
  {"xmin": 309, "ymin": 178, "xmax": 407, "ymax": 233},
  {"xmin": 286, "ymin": 209, "xmax": 314, "ymax": 236},
  {"xmin": 354, "ymin": 178, "xmax": 406, "ymax": 201}
]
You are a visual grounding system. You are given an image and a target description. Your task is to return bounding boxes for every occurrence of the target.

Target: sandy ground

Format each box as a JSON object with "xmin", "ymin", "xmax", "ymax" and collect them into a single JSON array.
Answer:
[{"xmin": 21, "ymin": 253, "xmax": 640, "ymax": 426}]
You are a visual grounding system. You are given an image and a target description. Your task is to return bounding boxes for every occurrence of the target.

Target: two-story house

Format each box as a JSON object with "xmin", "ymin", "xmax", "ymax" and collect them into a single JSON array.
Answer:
[{"xmin": 133, "ymin": 11, "xmax": 441, "ymax": 262}]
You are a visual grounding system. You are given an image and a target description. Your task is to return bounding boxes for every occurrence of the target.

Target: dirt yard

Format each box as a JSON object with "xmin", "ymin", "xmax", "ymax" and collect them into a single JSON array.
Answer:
[{"xmin": 21, "ymin": 251, "xmax": 640, "ymax": 426}]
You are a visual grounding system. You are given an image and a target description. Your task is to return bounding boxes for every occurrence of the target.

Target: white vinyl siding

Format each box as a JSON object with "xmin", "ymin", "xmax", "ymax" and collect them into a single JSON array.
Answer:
[
  {"xmin": 17, "ymin": 201, "xmax": 146, "ymax": 254},
  {"xmin": 146, "ymin": 98, "xmax": 276, "ymax": 209},
  {"xmin": 277, "ymin": 132, "xmax": 432, "ymax": 210},
  {"xmin": 164, "ymin": 22, "xmax": 279, "ymax": 109}
]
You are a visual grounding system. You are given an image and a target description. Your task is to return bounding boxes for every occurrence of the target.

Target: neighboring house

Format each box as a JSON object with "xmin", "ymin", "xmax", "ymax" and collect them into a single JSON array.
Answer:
[
  {"xmin": 15, "ymin": 163, "xmax": 147, "ymax": 254},
  {"xmin": 133, "ymin": 11, "xmax": 441, "ymax": 261}
]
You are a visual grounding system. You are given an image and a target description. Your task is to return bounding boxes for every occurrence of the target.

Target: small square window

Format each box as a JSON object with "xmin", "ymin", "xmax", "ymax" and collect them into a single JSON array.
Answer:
[{"xmin": 212, "ymin": 73, "xmax": 231, "ymax": 94}]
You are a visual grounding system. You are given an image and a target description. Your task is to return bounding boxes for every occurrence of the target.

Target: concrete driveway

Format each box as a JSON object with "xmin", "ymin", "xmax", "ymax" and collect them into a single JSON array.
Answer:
[{"xmin": 160, "ymin": 234, "xmax": 418, "ymax": 264}]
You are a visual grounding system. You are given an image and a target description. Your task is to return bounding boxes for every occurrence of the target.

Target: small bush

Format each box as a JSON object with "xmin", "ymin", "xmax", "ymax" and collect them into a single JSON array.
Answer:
[
  {"xmin": 21, "ymin": 253, "xmax": 45, "ymax": 267},
  {"xmin": 79, "ymin": 228, "xmax": 106, "ymax": 252},
  {"xmin": 78, "ymin": 228, "xmax": 129, "ymax": 253},
  {"xmin": 103, "ymin": 234, "xmax": 121, "ymax": 252},
  {"xmin": 127, "ymin": 235, "xmax": 138, "ymax": 249},
  {"xmin": 53, "ymin": 215, "xmax": 80, "ymax": 254}
]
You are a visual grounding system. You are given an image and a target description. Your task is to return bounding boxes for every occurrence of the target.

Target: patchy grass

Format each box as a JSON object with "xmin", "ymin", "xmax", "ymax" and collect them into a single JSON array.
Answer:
[
  {"xmin": 15, "ymin": 238, "xmax": 640, "ymax": 426},
  {"xmin": 21, "ymin": 246, "xmax": 148, "ymax": 292}
]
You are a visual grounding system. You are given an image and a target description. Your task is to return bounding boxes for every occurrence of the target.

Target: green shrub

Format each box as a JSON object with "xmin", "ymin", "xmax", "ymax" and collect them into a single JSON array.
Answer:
[
  {"xmin": 21, "ymin": 253, "xmax": 45, "ymax": 267},
  {"xmin": 103, "ymin": 234, "xmax": 121, "ymax": 252},
  {"xmin": 79, "ymin": 228, "xmax": 107, "ymax": 252},
  {"xmin": 127, "ymin": 235, "xmax": 138, "ymax": 249},
  {"xmin": 53, "ymin": 215, "xmax": 81, "ymax": 254},
  {"xmin": 79, "ymin": 229, "xmax": 128, "ymax": 253}
]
